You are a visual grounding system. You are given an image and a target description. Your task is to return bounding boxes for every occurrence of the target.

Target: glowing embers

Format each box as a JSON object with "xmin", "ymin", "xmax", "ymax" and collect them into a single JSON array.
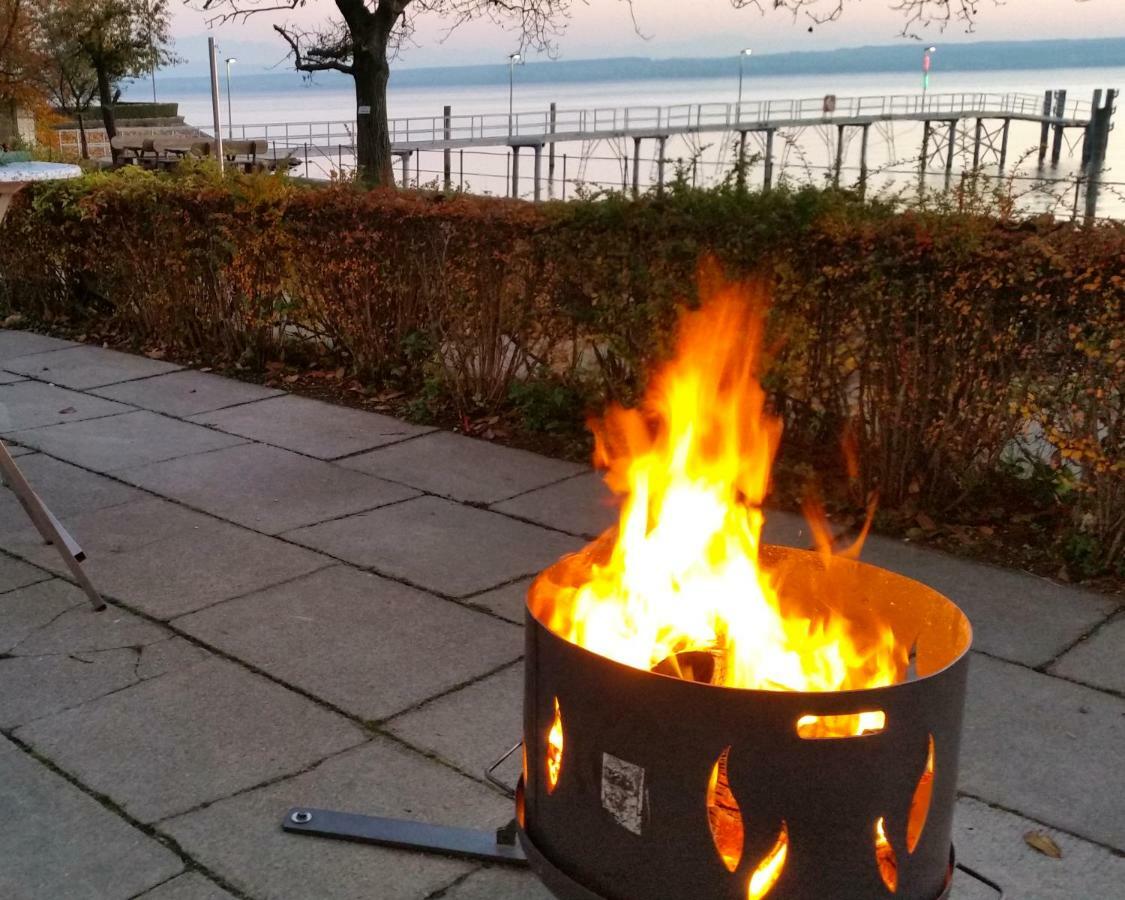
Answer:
[
  {"xmin": 546, "ymin": 697, "xmax": 564, "ymax": 794},
  {"xmin": 795, "ymin": 710, "xmax": 886, "ymax": 740},
  {"xmin": 874, "ymin": 817, "xmax": 898, "ymax": 893},
  {"xmin": 748, "ymin": 823, "xmax": 789, "ymax": 900},
  {"xmin": 706, "ymin": 747, "xmax": 743, "ymax": 871},
  {"xmin": 907, "ymin": 735, "xmax": 936, "ymax": 854}
]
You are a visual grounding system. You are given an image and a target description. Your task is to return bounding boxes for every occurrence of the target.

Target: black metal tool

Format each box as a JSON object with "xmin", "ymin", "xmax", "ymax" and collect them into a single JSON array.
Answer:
[{"xmin": 282, "ymin": 808, "xmax": 528, "ymax": 867}]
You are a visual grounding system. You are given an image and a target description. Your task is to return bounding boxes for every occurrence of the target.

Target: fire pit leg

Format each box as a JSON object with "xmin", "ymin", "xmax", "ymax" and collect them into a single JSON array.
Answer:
[{"xmin": 281, "ymin": 807, "xmax": 529, "ymax": 867}]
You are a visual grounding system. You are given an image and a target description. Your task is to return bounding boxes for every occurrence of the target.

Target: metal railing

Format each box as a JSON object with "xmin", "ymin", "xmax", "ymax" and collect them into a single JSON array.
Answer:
[{"xmin": 225, "ymin": 91, "xmax": 1095, "ymax": 153}]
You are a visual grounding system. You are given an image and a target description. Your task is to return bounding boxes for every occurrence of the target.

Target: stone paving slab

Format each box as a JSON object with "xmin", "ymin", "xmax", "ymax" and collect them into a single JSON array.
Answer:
[
  {"xmin": 386, "ymin": 662, "xmax": 523, "ymax": 781},
  {"xmin": 160, "ymin": 739, "xmax": 512, "ymax": 900},
  {"xmin": 192, "ymin": 394, "xmax": 433, "ymax": 460},
  {"xmin": 959, "ymin": 653, "xmax": 1125, "ymax": 851},
  {"xmin": 121, "ymin": 442, "xmax": 419, "ymax": 535},
  {"xmin": 438, "ymin": 867, "xmax": 555, "ymax": 900},
  {"xmin": 135, "ymin": 873, "xmax": 237, "ymax": 900},
  {"xmin": 16, "ymin": 656, "xmax": 368, "ymax": 824},
  {"xmin": 3, "ymin": 344, "xmax": 181, "ymax": 389},
  {"xmin": 175, "ymin": 566, "xmax": 521, "ymax": 722},
  {"xmin": 0, "ymin": 497, "xmax": 332, "ymax": 619},
  {"xmin": 952, "ymin": 797, "xmax": 1125, "ymax": 900},
  {"xmin": 0, "ymin": 734, "xmax": 183, "ymax": 899},
  {"xmin": 860, "ymin": 534, "xmax": 1119, "ymax": 668},
  {"xmin": 0, "ymin": 452, "xmax": 144, "ymax": 522},
  {"xmin": 1050, "ymin": 614, "xmax": 1125, "ymax": 695},
  {"xmin": 467, "ymin": 577, "xmax": 534, "ymax": 624},
  {"xmin": 340, "ymin": 430, "xmax": 585, "ymax": 504},
  {"xmin": 0, "ymin": 578, "xmax": 85, "ymax": 653},
  {"xmin": 490, "ymin": 471, "xmax": 618, "ymax": 538},
  {"xmin": 12, "ymin": 409, "xmax": 246, "ymax": 472},
  {"xmin": 92, "ymin": 369, "xmax": 283, "ymax": 417},
  {"xmin": 0, "ymin": 551, "xmax": 50, "ymax": 595},
  {"xmin": 0, "ymin": 329, "xmax": 78, "ymax": 362},
  {"xmin": 0, "ymin": 380, "xmax": 133, "ymax": 432},
  {"xmin": 287, "ymin": 495, "xmax": 583, "ymax": 598}
]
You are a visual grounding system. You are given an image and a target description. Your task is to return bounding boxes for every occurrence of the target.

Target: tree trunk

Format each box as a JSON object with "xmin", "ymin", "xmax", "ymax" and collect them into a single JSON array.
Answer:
[
  {"xmin": 94, "ymin": 64, "xmax": 117, "ymax": 162},
  {"xmin": 352, "ymin": 35, "xmax": 394, "ymax": 187},
  {"xmin": 77, "ymin": 111, "xmax": 89, "ymax": 160}
]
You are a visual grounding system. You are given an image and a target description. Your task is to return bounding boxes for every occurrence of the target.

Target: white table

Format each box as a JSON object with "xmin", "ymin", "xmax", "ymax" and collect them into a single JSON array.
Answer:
[{"xmin": 0, "ymin": 160, "xmax": 82, "ymax": 222}]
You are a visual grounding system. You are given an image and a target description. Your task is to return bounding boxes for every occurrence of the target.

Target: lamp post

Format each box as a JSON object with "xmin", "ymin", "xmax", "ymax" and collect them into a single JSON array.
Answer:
[
  {"xmin": 508, "ymin": 53, "xmax": 522, "ymax": 136},
  {"xmin": 922, "ymin": 46, "xmax": 936, "ymax": 109},
  {"xmin": 224, "ymin": 57, "xmax": 237, "ymax": 140},
  {"xmin": 737, "ymin": 48, "xmax": 752, "ymax": 120}
]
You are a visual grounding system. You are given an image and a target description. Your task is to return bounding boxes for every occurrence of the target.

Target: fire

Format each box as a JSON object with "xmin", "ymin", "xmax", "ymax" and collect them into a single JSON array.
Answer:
[{"xmin": 530, "ymin": 277, "xmax": 905, "ymax": 735}]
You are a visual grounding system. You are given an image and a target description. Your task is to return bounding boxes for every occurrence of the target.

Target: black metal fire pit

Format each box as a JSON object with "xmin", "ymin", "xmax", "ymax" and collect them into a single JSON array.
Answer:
[{"xmin": 518, "ymin": 545, "xmax": 972, "ymax": 900}]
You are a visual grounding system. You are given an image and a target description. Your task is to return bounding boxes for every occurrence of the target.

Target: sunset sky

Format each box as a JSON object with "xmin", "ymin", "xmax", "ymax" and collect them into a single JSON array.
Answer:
[{"xmin": 172, "ymin": 0, "xmax": 1125, "ymax": 71}]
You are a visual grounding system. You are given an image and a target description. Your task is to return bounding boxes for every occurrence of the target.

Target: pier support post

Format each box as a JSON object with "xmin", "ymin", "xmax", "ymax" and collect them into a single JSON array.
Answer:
[
  {"xmin": 400, "ymin": 152, "xmax": 410, "ymax": 188},
  {"xmin": 999, "ymin": 118, "xmax": 1011, "ymax": 173},
  {"xmin": 1051, "ymin": 89, "xmax": 1067, "ymax": 166},
  {"xmin": 632, "ymin": 137, "xmax": 642, "ymax": 198},
  {"xmin": 533, "ymin": 144, "xmax": 543, "ymax": 202},
  {"xmin": 1038, "ymin": 90, "xmax": 1053, "ymax": 165},
  {"xmin": 859, "ymin": 123, "xmax": 870, "ymax": 197},
  {"xmin": 920, "ymin": 119, "xmax": 931, "ymax": 173},
  {"xmin": 1084, "ymin": 89, "xmax": 1118, "ymax": 221},
  {"xmin": 834, "ymin": 124, "xmax": 845, "ymax": 187},
  {"xmin": 946, "ymin": 120, "xmax": 956, "ymax": 175},
  {"xmin": 656, "ymin": 136, "xmax": 667, "ymax": 196},
  {"xmin": 443, "ymin": 105, "xmax": 452, "ymax": 191},
  {"xmin": 737, "ymin": 131, "xmax": 747, "ymax": 192},
  {"xmin": 973, "ymin": 119, "xmax": 983, "ymax": 169},
  {"xmin": 763, "ymin": 128, "xmax": 775, "ymax": 191},
  {"xmin": 548, "ymin": 103, "xmax": 557, "ymax": 199},
  {"xmin": 511, "ymin": 145, "xmax": 520, "ymax": 199}
]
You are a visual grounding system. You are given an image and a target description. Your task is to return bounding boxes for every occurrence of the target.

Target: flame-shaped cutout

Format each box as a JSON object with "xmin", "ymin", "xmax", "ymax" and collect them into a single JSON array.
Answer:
[
  {"xmin": 706, "ymin": 747, "xmax": 743, "ymax": 871},
  {"xmin": 748, "ymin": 822, "xmax": 789, "ymax": 900},
  {"xmin": 875, "ymin": 817, "xmax": 899, "ymax": 893},
  {"xmin": 546, "ymin": 697, "xmax": 564, "ymax": 794},
  {"xmin": 516, "ymin": 773, "xmax": 526, "ymax": 828},
  {"xmin": 796, "ymin": 711, "xmax": 886, "ymax": 739},
  {"xmin": 907, "ymin": 735, "xmax": 935, "ymax": 854}
]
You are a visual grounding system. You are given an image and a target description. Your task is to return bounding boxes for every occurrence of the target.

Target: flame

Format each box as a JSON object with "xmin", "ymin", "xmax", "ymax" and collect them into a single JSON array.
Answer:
[
  {"xmin": 546, "ymin": 697, "xmax": 564, "ymax": 793},
  {"xmin": 874, "ymin": 817, "xmax": 899, "ymax": 892},
  {"xmin": 530, "ymin": 277, "xmax": 905, "ymax": 739},
  {"xmin": 748, "ymin": 822, "xmax": 789, "ymax": 900}
]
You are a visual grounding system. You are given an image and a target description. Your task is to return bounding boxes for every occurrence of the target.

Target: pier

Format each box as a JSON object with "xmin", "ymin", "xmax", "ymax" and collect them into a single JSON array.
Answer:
[{"xmin": 229, "ymin": 89, "xmax": 1117, "ymax": 213}]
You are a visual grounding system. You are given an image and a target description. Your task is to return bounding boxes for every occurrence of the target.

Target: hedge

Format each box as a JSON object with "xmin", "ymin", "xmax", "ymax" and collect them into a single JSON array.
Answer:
[{"xmin": 1, "ymin": 166, "xmax": 1121, "ymax": 574}]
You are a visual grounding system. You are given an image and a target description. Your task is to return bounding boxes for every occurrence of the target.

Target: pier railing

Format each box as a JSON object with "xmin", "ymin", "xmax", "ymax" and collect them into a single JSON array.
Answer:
[{"xmin": 228, "ymin": 91, "xmax": 1094, "ymax": 152}]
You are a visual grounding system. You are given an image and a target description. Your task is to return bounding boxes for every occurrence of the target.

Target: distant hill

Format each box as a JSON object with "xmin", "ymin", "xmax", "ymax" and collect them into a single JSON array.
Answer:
[{"xmin": 136, "ymin": 37, "xmax": 1125, "ymax": 97}]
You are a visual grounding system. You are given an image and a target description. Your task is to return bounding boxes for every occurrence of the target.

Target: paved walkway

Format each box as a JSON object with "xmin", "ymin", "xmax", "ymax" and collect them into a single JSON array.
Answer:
[{"xmin": 0, "ymin": 328, "xmax": 1121, "ymax": 900}]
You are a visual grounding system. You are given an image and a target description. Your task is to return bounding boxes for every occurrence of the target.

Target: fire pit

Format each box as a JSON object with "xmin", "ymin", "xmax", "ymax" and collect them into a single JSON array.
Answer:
[
  {"xmin": 515, "ymin": 285, "xmax": 972, "ymax": 900},
  {"xmin": 283, "ymin": 278, "xmax": 983, "ymax": 899}
]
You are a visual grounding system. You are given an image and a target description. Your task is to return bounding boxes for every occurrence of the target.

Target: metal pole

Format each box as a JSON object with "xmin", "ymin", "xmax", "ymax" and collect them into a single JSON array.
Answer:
[
  {"xmin": 507, "ymin": 53, "xmax": 521, "ymax": 137},
  {"xmin": 1038, "ymin": 90, "xmax": 1052, "ymax": 165},
  {"xmin": 999, "ymin": 118, "xmax": 1010, "ymax": 172},
  {"xmin": 834, "ymin": 124, "xmax": 844, "ymax": 186},
  {"xmin": 656, "ymin": 137, "xmax": 666, "ymax": 195},
  {"xmin": 562, "ymin": 153, "xmax": 567, "ymax": 200},
  {"xmin": 224, "ymin": 58, "xmax": 236, "ymax": 141},
  {"xmin": 548, "ymin": 102, "xmax": 557, "ymax": 199},
  {"xmin": 859, "ymin": 123, "xmax": 870, "ymax": 197},
  {"xmin": 511, "ymin": 145, "xmax": 520, "ymax": 198},
  {"xmin": 534, "ymin": 144, "xmax": 542, "ymax": 202},
  {"xmin": 632, "ymin": 137, "xmax": 641, "ymax": 198},
  {"xmin": 443, "ymin": 105, "xmax": 452, "ymax": 191},
  {"xmin": 1051, "ymin": 89, "xmax": 1067, "ymax": 166},
  {"xmin": 208, "ymin": 38, "xmax": 224, "ymax": 175},
  {"xmin": 763, "ymin": 128, "xmax": 774, "ymax": 190},
  {"xmin": 973, "ymin": 119, "xmax": 983, "ymax": 169}
]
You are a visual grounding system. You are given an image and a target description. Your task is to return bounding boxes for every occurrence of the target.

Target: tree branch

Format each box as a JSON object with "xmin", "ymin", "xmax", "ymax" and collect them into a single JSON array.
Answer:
[{"xmin": 274, "ymin": 22, "xmax": 355, "ymax": 74}]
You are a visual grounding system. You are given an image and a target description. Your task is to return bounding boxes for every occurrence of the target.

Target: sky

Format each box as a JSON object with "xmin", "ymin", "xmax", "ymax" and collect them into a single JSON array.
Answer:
[{"xmin": 170, "ymin": 0, "xmax": 1125, "ymax": 74}]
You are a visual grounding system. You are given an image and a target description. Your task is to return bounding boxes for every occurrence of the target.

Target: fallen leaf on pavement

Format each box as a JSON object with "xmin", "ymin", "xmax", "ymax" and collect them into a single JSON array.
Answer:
[{"xmin": 1024, "ymin": 831, "xmax": 1063, "ymax": 859}]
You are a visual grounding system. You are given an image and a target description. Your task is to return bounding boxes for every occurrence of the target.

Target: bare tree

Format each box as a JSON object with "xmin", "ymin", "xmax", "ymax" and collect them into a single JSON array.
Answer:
[
  {"xmin": 198, "ymin": 0, "xmax": 611, "ymax": 185},
  {"xmin": 737, "ymin": 0, "xmax": 999, "ymax": 34},
  {"xmin": 33, "ymin": 4, "xmax": 101, "ymax": 158}
]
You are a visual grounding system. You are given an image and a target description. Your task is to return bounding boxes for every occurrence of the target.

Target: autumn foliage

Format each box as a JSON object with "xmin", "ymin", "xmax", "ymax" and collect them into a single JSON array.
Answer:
[{"xmin": 0, "ymin": 167, "xmax": 1121, "ymax": 576}]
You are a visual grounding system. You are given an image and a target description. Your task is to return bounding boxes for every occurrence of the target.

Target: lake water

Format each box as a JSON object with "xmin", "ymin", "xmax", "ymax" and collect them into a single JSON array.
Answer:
[{"xmin": 128, "ymin": 65, "xmax": 1125, "ymax": 216}]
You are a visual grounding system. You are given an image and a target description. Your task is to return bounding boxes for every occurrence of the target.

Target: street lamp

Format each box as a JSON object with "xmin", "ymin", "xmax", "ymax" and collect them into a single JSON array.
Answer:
[
  {"xmin": 737, "ymin": 48, "xmax": 752, "ymax": 119},
  {"xmin": 922, "ymin": 46, "xmax": 936, "ymax": 108},
  {"xmin": 508, "ymin": 52, "xmax": 522, "ymax": 136},
  {"xmin": 224, "ymin": 57, "xmax": 237, "ymax": 140}
]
